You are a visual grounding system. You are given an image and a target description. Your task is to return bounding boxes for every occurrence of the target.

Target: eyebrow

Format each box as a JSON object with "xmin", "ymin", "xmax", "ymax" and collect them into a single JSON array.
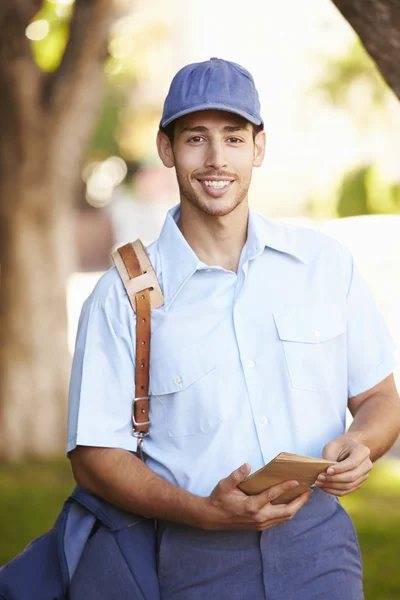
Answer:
[{"xmin": 179, "ymin": 125, "xmax": 248, "ymax": 134}]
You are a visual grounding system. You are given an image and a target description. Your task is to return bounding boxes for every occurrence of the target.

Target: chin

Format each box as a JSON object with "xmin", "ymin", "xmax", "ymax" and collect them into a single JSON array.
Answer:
[
  {"xmin": 194, "ymin": 192, "xmax": 245, "ymax": 218},
  {"xmin": 202, "ymin": 197, "xmax": 245, "ymax": 217},
  {"xmin": 203, "ymin": 203, "xmax": 237, "ymax": 217}
]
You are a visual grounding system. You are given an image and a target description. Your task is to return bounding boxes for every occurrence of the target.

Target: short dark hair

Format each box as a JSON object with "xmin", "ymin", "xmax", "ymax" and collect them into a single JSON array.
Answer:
[{"xmin": 159, "ymin": 120, "xmax": 264, "ymax": 145}]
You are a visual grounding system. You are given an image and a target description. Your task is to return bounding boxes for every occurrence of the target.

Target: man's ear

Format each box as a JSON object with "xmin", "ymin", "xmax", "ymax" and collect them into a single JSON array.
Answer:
[
  {"xmin": 253, "ymin": 130, "xmax": 266, "ymax": 167},
  {"xmin": 157, "ymin": 130, "xmax": 175, "ymax": 168}
]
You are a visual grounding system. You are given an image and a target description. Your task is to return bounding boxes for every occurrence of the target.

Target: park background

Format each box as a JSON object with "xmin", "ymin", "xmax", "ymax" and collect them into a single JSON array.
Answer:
[{"xmin": 1, "ymin": 1, "xmax": 400, "ymax": 598}]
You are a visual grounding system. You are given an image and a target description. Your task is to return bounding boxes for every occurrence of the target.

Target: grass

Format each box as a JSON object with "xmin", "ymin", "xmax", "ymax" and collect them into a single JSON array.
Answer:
[
  {"xmin": 1, "ymin": 458, "xmax": 399, "ymax": 598},
  {"xmin": 341, "ymin": 459, "xmax": 400, "ymax": 599},
  {"xmin": 0, "ymin": 458, "xmax": 74, "ymax": 565}
]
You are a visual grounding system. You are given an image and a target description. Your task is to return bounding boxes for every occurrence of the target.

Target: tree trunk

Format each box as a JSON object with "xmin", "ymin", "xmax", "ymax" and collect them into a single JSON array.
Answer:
[
  {"xmin": 0, "ymin": 0, "xmax": 115, "ymax": 460},
  {"xmin": 332, "ymin": 0, "xmax": 400, "ymax": 100},
  {"xmin": 0, "ymin": 187, "xmax": 75, "ymax": 459}
]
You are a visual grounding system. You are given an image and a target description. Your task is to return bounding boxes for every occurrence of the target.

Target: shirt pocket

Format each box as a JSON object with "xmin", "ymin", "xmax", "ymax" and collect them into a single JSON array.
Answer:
[
  {"xmin": 150, "ymin": 344, "xmax": 219, "ymax": 437},
  {"xmin": 273, "ymin": 304, "xmax": 346, "ymax": 392}
]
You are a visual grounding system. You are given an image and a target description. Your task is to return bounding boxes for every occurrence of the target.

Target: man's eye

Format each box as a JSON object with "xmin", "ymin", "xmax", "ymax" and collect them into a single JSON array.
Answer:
[
  {"xmin": 188, "ymin": 136, "xmax": 203, "ymax": 143},
  {"xmin": 228, "ymin": 137, "xmax": 243, "ymax": 144}
]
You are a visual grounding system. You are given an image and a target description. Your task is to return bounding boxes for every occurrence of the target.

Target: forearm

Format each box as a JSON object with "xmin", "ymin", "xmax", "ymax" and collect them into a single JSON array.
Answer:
[
  {"xmin": 346, "ymin": 391, "xmax": 400, "ymax": 461},
  {"xmin": 70, "ymin": 446, "xmax": 209, "ymax": 528},
  {"xmin": 70, "ymin": 447, "xmax": 314, "ymax": 533}
]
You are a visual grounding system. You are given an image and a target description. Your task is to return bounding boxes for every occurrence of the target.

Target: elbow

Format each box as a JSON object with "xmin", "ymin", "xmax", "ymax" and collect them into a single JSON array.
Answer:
[
  {"xmin": 69, "ymin": 446, "xmax": 97, "ymax": 492},
  {"xmin": 394, "ymin": 391, "xmax": 400, "ymax": 436}
]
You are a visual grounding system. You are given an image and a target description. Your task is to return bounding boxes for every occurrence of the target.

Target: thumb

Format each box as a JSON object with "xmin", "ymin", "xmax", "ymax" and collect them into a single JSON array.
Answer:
[
  {"xmin": 220, "ymin": 463, "xmax": 251, "ymax": 492},
  {"xmin": 322, "ymin": 439, "xmax": 342, "ymax": 462}
]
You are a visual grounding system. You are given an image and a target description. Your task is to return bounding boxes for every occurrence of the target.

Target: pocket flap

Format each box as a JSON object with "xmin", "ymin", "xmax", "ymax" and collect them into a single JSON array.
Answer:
[
  {"xmin": 273, "ymin": 304, "xmax": 345, "ymax": 344},
  {"xmin": 150, "ymin": 344, "xmax": 215, "ymax": 395}
]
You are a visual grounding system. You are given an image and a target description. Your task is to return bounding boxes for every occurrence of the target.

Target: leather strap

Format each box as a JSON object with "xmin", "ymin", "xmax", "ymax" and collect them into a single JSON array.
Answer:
[
  {"xmin": 112, "ymin": 240, "xmax": 163, "ymax": 312},
  {"xmin": 112, "ymin": 241, "xmax": 164, "ymax": 447}
]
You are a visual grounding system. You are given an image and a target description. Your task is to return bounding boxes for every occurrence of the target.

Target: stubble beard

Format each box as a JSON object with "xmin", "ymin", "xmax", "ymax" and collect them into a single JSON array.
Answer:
[{"xmin": 175, "ymin": 169, "xmax": 251, "ymax": 218}]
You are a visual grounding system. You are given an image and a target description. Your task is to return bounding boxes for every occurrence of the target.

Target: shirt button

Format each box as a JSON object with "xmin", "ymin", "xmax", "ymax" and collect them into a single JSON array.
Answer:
[
  {"xmin": 247, "ymin": 360, "xmax": 255, "ymax": 368},
  {"xmin": 314, "ymin": 330, "xmax": 321, "ymax": 338},
  {"xmin": 206, "ymin": 268, "xmax": 212, "ymax": 272},
  {"xmin": 175, "ymin": 376, "xmax": 182, "ymax": 385},
  {"xmin": 260, "ymin": 416, "xmax": 269, "ymax": 425}
]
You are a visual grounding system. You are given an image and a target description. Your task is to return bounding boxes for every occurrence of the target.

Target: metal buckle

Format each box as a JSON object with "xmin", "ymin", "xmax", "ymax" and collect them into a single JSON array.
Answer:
[
  {"xmin": 132, "ymin": 396, "xmax": 150, "ymax": 429},
  {"xmin": 137, "ymin": 435, "xmax": 145, "ymax": 462}
]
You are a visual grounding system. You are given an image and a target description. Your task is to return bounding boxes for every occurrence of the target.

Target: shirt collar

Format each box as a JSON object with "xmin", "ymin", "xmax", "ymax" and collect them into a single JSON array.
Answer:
[
  {"xmin": 158, "ymin": 205, "xmax": 202, "ymax": 310},
  {"xmin": 246, "ymin": 210, "xmax": 309, "ymax": 264},
  {"xmin": 158, "ymin": 205, "xmax": 308, "ymax": 310}
]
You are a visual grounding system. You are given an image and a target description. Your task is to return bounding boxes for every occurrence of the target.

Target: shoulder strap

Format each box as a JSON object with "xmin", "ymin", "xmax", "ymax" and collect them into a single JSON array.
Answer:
[{"xmin": 112, "ymin": 240, "xmax": 164, "ymax": 459}]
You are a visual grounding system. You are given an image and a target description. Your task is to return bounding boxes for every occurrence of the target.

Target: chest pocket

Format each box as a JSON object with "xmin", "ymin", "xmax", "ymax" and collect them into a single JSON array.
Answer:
[
  {"xmin": 273, "ymin": 304, "xmax": 346, "ymax": 392},
  {"xmin": 150, "ymin": 344, "xmax": 219, "ymax": 437}
]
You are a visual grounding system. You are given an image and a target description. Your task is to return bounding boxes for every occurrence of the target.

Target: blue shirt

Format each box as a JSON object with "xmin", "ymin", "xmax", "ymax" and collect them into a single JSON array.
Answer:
[{"xmin": 67, "ymin": 205, "xmax": 396, "ymax": 496}]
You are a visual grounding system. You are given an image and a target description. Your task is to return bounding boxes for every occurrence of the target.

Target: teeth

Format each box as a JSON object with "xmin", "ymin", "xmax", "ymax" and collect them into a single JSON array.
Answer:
[{"xmin": 203, "ymin": 180, "xmax": 230, "ymax": 189}]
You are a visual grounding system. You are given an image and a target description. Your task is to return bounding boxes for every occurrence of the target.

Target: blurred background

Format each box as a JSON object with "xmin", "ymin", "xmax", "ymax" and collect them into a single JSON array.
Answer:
[{"xmin": 1, "ymin": 1, "xmax": 400, "ymax": 597}]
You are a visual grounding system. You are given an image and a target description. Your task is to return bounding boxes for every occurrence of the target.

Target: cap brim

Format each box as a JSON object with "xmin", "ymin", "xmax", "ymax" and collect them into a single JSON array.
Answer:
[{"xmin": 160, "ymin": 103, "xmax": 263, "ymax": 128}]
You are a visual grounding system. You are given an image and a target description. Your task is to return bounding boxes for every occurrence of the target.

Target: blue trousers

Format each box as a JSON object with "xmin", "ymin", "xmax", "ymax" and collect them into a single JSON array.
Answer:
[
  {"xmin": 157, "ymin": 489, "xmax": 363, "ymax": 600},
  {"xmin": 69, "ymin": 489, "xmax": 363, "ymax": 599}
]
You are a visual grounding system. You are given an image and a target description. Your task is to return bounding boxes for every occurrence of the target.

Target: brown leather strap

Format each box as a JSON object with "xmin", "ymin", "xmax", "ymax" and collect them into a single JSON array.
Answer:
[
  {"xmin": 117, "ymin": 243, "xmax": 151, "ymax": 437},
  {"xmin": 112, "ymin": 240, "xmax": 164, "ymax": 312}
]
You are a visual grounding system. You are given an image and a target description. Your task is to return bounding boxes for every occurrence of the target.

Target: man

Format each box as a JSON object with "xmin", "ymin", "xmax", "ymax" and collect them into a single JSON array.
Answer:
[{"xmin": 68, "ymin": 58, "xmax": 400, "ymax": 599}]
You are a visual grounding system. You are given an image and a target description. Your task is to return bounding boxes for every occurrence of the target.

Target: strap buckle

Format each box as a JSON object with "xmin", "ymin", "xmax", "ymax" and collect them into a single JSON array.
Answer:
[
  {"xmin": 136, "ymin": 434, "xmax": 145, "ymax": 462},
  {"xmin": 132, "ymin": 396, "xmax": 150, "ymax": 430}
]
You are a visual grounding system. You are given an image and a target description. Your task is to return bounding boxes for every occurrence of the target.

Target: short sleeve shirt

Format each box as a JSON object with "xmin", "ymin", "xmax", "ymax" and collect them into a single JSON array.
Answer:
[{"xmin": 67, "ymin": 206, "xmax": 397, "ymax": 496}]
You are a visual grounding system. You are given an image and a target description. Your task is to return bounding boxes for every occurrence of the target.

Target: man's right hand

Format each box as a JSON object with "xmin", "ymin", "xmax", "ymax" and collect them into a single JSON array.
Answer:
[{"xmin": 201, "ymin": 463, "xmax": 312, "ymax": 531}]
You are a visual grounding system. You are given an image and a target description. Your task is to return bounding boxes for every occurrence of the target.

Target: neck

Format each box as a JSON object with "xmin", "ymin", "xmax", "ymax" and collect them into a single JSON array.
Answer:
[{"xmin": 178, "ymin": 199, "xmax": 249, "ymax": 272}]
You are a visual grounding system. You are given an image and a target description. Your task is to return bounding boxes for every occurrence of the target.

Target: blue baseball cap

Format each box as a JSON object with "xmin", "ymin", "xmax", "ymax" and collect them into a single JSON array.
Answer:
[{"xmin": 160, "ymin": 57, "xmax": 263, "ymax": 129}]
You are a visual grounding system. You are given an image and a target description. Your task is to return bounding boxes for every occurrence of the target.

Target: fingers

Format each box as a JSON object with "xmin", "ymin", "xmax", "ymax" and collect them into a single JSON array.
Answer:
[
  {"xmin": 318, "ymin": 439, "xmax": 372, "ymax": 498},
  {"xmin": 317, "ymin": 457, "xmax": 372, "ymax": 485},
  {"xmin": 246, "ymin": 489, "xmax": 311, "ymax": 526},
  {"xmin": 316, "ymin": 455, "xmax": 372, "ymax": 499},
  {"xmin": 212, "ymin": 467, "xmax": 312, "ymax": 531},
  {"xmin": 244, "ymin": 479, "xmax": 300, "ymax": 512},
  {"xmin": 316, "ymin": 457, "xmax": 372, "ymax": 497},
  {"xmin": 318, "ymin": 474, "xmax": 369, "ymax": 496},
  {"xmin": 323, "ymin": 445, "xmax": 370, "ymax": 476},
  {"xmin": 282, "ymin": 488, "xmax": 313, "ymax": 514},
  {"xmin": 317, "ymin": 473, "xmax": 369, "ymax": 491},
  {"xmin": 252, "ymin": 490, "xmax": 313, "ymax": 531}
]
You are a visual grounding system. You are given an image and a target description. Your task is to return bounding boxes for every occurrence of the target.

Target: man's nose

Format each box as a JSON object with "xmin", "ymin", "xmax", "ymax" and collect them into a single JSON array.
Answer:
[{"xmin": 205, "ymin": 141, "xmax": 228, "ymax": 170}]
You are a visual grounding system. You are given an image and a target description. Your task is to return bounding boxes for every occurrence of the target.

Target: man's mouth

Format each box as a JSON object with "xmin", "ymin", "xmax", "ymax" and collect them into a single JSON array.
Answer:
[
  {"xmin": 202, "ymin": 180, "xmax": 231, "ymax": 189},
  {"xmin": 196, "ymin": 177, "xmax": 235, "ymax": 197}
]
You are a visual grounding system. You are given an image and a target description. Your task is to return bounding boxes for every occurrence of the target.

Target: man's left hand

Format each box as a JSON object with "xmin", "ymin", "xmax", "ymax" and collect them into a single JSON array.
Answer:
[{"xmin": 315, "ymin": 434, "xmax": 373, "ymax": 497}]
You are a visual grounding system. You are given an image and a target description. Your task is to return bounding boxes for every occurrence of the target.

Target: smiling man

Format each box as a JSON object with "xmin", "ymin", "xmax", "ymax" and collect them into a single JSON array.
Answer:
[
  {"xmin": 68, "ymin": 58, "xmax": 400, "ymax": 599},
  {"xmin": 160, "ymin": 113, "xmax": 263, "ymax": 219}
]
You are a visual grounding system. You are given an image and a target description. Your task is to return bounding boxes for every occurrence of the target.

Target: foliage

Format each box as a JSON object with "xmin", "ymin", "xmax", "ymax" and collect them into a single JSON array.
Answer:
[
  {"xmin": 336, "ymin": 165, "xmax": 400, "ymax": 218},
  {"xmin": 30, "ymin": 1, "xmax": 74, "ymax": 72},
  {"xmin": 315, "ymin": 39, "xmax": 391, "ymax": 115},
  {"xmin": 0, "ymin": 458, "xmax": 74, "ymax": 565},
  {"xmin": 28, "ymin": 1, "xmax": 166, "ymax": 162},
  {"xmin": 341, "ymin": 460, "xmax": 400, "ymax": 599},
  {"xmin": 28, "ymin": 1, "xmax": 127, "ymax": 158},
  {"xmin": 310, "ymin": 39, "xmax": 400, "ymax": 219},
  {"xmin": 88, "ymin": 86, "xmax": 126, "ymax": 158},
  {"xmin": 1, "ymin": 459, "xmax": 400, "ymax": 598},
  {"xmin": 336, "ymin": 166, "xmax": 369, "ymax": 217}
]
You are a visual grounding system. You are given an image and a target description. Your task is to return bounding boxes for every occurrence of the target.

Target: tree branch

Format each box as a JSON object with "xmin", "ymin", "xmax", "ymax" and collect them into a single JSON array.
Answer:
[
  {"xmin": 0, "ymin": 2, "xmax": 44, "ymax": 170},
  {"xmin": 46, "ymin": 0, "xmax": 114, "ymax": 118},
  {"xmin": 0, "ymin": 1, "xmax": 44, "ymax": 107},
  {"xmin": 0, "ymin": 0, "xmax": 43, "ymax": 32},
  {"xmin": 332, "ymin": 0, "xmax": 400, "ymax": 100},
  {"xmin": 41, "ymin": 0, "xmax": 115, "ymax": 185}
]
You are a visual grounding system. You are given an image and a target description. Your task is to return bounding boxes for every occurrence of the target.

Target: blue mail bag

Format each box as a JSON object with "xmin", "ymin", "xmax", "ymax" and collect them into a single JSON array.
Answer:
[
  {"xmin": 0, "ymin": 486, "xmax": 160, "ymax": 600},
  {"xmin": 0, "ymin": 241, "xmax": 163, "ymax": 600}
]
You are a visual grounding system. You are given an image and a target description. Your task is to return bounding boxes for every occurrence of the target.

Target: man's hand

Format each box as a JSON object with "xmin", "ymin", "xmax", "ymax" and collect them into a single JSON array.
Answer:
[
  {"xmin": 315, "ymin": 434, "xmax": 373, "ymax": 497},
  {"xmin": 201, "ymin": 463, "xmax": 312, "ymax": 531}
]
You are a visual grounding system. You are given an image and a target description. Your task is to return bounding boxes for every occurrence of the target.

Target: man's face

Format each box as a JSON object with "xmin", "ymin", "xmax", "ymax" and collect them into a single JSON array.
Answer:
[{"xmin": 157, "ymin": 110, "xmax": 265, "ymax": 218}]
